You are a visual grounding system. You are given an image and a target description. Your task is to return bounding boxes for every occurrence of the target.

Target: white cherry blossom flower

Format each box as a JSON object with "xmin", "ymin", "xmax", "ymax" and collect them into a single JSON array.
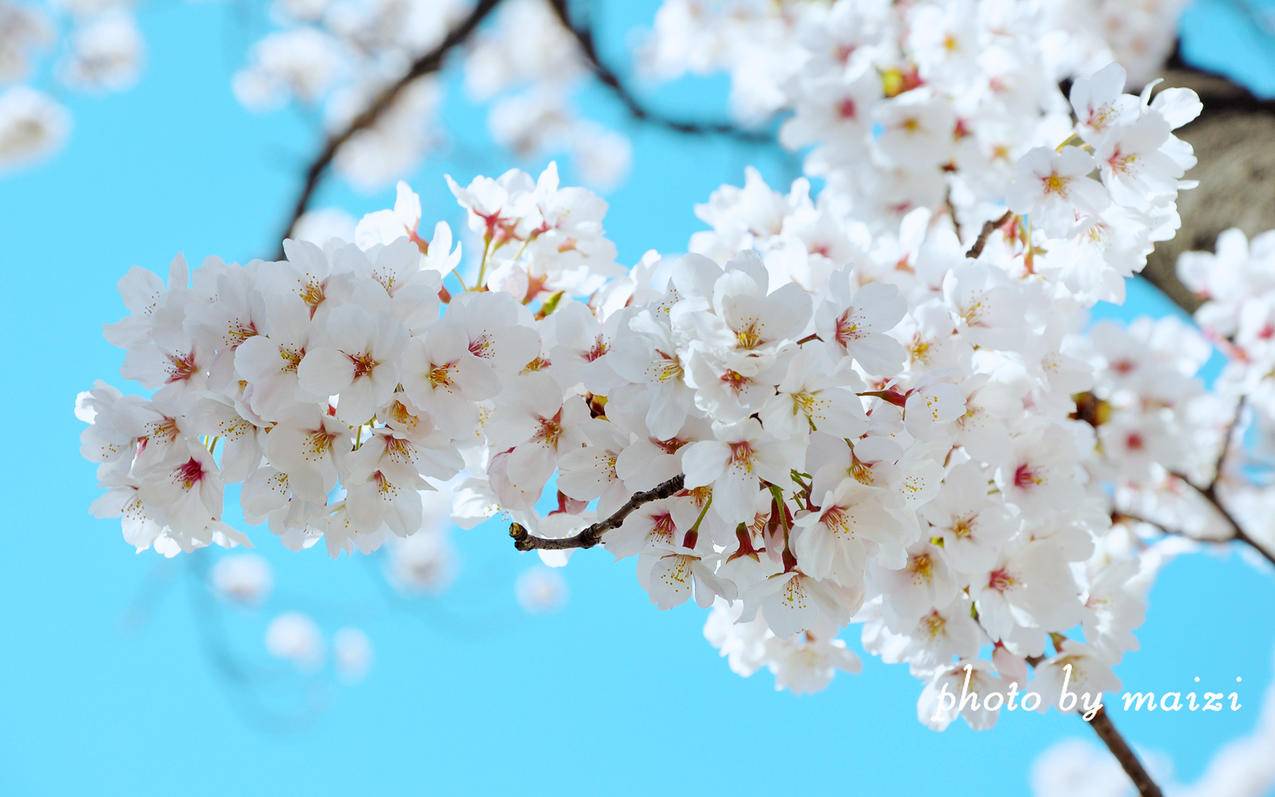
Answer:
[
  {"xmin": 682, "ymin": 418, "xmax": 802, "ymax": 525},
  {"xmin": 1008, "ymin": 147, "xmax": 1110, "ymax": 237},
  {"xmin": 815, "ymin": 277, "xmax": 906, "ymax": 376},
  {"xmin": 297, "ymin": 304, "xmax": 407, "ymax": 424},
  {"xmin": 760, "ymin": 345, "xmax": 868, "ymax": 439}
]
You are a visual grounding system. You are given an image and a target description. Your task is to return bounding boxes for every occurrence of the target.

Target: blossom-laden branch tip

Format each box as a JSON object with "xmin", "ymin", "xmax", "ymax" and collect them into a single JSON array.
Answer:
[
  {"xmin": 965, "ymin": 210, "xmax": 1014, "ymax": 259},
  {"xmin": 510, "ymin": 475, "xmax": 686, "ymax": 551}
]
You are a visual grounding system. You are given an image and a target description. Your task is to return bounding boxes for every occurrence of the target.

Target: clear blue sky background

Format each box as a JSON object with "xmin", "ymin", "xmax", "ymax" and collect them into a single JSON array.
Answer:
[{"xmin": 1, "ymin": 2, "xmax": 1273, "ymax": 795}]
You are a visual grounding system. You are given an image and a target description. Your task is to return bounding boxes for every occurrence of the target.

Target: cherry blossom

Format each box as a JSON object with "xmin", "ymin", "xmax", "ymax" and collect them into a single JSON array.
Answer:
[{"xmin": 76, "ymin": 18, "xmax": 1267, "ymax": 787}]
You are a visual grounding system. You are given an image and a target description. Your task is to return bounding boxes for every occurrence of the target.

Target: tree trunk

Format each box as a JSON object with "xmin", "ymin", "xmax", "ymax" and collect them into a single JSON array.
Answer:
[{"xmin": 1141, "ymin": 69, "xmax": 1275, "ymax": 312}]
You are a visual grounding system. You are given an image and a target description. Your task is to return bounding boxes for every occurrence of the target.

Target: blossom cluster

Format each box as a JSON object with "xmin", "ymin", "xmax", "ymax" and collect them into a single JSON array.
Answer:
[
  {"xmin": 1038, "ymin": 227, "xmax": 1275, "ymax": 573},
  {"xmin": 642, "ymin": 0, "xmax": 1187, "ymax": 125},
  {"xmin": 1175, "ymin": 229, "xmax": 1275, "ymax": 547},
  {"xmin": 1072, "ymin": 316, "xmax": 1235, "ymax": 541},
  {"xmin": 82, "ymin": 41, "xmax": 1211, "ymax": 729},
  {"xmin": 665, "ymin": 17, "xmax": 1199, "ymax": 309}
]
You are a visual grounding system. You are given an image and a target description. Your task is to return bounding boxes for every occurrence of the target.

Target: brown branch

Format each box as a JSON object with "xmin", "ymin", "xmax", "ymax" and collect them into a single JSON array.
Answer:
[
  {"xmin": 1114, "ymin": 501, "xmax": 1275, "ymax": 568},
  {"xmin": 1084, "ymin": 707, "xmax": 1164, "ymax": 797},
  {"xmin": 1109, "ymin": 511, "xmax": 1163, "ymax": 531},
  {"xmin": 1135, "ymin": 36, "xmax": 1275, "ymax": 314},
  {"xmin": 1028, "ymin": 640, "xmax": 1163, "ymax": 797},
  {"xmin": 1111, "ymin": 510, "xmax": 1212, "ymax": 549},
  {"xmin": 545, "ymin": 0, "xmax": 769, "ymax": 144},
  {"xmin": 509, "ymin": 474, "xmax": 686, "ymax": 551},
  {"xmin": 1230, "ymin": 514, "xmax": 1275, "ymax": 567},
  {"xmin": 274, "ymin": 0, "xmax": 504, "ymax": 255},
  {"xmin": 965, "ymin": 210, "xmax": 1012, "ymax": 259},
  {"xmin": 1167, "ymin": 474, "xmax": 1275, "ymax": 567}
]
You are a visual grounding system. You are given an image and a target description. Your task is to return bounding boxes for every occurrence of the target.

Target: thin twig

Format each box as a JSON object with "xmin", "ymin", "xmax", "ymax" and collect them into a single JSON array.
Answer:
[
  {"xmin": 1110, "ymin": 510, "xmax": 1218, "ymax": 548},
  {"xmin": 274, "ymin": 0, "xmax": 503, "ymax": 254},
  {"xmin": 1172, "ymin": 475, "xmax": 1275, "ymax": 568},
  {"xmin": 545, "ymin": 0, "xmax": 769, "ymax": 143},
  {"xmin": 944, "ymin": 187, "xmax": 963, "ymax": 241},
  {"xmin": 1114, "ymin": 504, "xmax": 1275, "ymax": 568},
  {"xmin": 965, "ymin": 210, "xmax": 1012, "ymax": 259},
  {"xmin": 1209, "ymin": 395, "xmax": 1247, "ymax": 487},
  {"xmin": 1166, "ymin": 397, "xmax": 1275, "ymax": 567},
  {"xmin": 509, "ymin": 475, "xmax": 685, "ymax": 551}
]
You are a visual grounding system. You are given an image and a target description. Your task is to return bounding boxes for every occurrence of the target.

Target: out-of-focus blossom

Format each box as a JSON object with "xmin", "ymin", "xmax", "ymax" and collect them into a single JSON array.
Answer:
[
  {"xmin": 210, "ymin": 553, "xmax": 274, "ymax": 606},
  {"xmin": 265, "ymin": 612, "xmax": 324, "ymax": 671},
  {"xmin": 332, "ymin": 627, "xmax": 373, "ymax": 683},
  {"xmin": 0, "ymin": 87, "xmax": 69, "ymax": 171},
  {"xmin": 515, "ymin": 566, "xmax": 567, "ymax": 614}
]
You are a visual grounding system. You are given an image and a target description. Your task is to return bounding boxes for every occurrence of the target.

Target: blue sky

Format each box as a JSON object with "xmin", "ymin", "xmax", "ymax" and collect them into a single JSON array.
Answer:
[{"xmin": 1, "ymin": 2, "xmax": 1273, "ymax": 794}]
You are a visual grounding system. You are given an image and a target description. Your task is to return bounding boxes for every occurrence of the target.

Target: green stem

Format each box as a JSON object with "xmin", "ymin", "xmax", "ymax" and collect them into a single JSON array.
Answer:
[{"xmin": 474, "ymin": 235, "xmax": 493, "ymax": 290}]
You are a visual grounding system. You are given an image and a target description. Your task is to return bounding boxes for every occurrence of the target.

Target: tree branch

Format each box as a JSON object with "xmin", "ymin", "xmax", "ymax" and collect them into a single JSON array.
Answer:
[
  {"xmin": 1160, "ymin": 397, "xmax": 1275, "ymax": 567},
  {"xmin": 274, "ymin": 0, "xmax": 504, "ymax": 255},
  {"xmin": 1166, "ymin": 474, "xmax": 1275, "ymax": 568},
  {"xmin": 965, "ymin": 210, "xmax": 1013, "ymax": 259},
  {"xmin": 509, "ymin": 474, "xmax": 686, "ymax": 551},
  {"xmin": 1084, "ymin": 706, "xmax": 1164, "ymax": 797},
  {"xmin": 1210, "ymin": 394, "xmax": 1247, "ymax": 486},
  {"xmin": 1135, "ymin": 37, "xmax": 1275, "ymax": 314},
  {"xmin": 545, "ymin": 0, "xmax": 769, "ymax": 144},
  {"xmin": 1027, "ymin": 642, "xmax": 1164, "ymax": 797},
  {"xmin": 1110, "ymin": 400, "xmax": 1275, "ymax": 566}
]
